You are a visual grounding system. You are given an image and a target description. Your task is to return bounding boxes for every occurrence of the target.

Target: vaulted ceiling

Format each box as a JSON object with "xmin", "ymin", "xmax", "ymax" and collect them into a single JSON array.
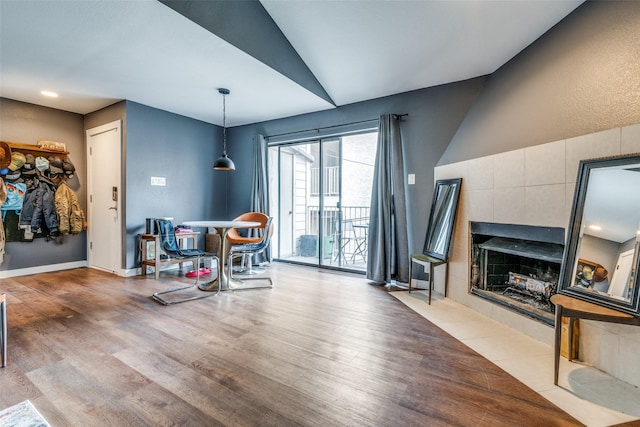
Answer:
[{"xmin": 0, "ymin": 0, "xmax": 584, "ymax": 127}]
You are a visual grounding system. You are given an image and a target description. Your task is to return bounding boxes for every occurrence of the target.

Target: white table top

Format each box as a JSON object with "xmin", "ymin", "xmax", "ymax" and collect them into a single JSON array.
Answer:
[{"xmin": 183, "ymin": 220, "xmax": 260, "ymax": 229}]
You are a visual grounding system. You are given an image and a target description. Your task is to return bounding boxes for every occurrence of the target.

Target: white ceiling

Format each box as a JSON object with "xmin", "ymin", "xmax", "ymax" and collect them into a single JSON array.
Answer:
[{"xmin": 0, "ymin": 0, "xmax": 584, "ymax": 127}]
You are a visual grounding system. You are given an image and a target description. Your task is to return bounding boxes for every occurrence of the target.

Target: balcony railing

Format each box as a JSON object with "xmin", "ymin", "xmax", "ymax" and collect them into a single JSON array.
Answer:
[
  {"xmin": 305, "ymin": 206, "xmax": 370, "ymax": 268},
  {"xmin": 306, "ymin": 206, "xmax": 369, "ymax": 234},
  {"xmin": 310, "ymin": 166, "xmax": 340, "ymax": 196}
]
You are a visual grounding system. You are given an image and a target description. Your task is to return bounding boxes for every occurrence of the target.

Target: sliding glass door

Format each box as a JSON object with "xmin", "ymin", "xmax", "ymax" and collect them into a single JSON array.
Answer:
[{"xmin": 268, "ymin": 131, "xmax": 377, "ymax": 272}]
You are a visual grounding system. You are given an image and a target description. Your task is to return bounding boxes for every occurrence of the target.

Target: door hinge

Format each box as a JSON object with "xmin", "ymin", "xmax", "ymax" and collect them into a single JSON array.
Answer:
[{"xmin": 90, "ymin": 241, "xmax": 93, "ymax": 250}]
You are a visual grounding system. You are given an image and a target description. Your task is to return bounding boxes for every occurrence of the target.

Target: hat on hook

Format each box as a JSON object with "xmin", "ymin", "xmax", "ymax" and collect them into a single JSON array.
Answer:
[
  {"xmin": 62, "ymin": 159, "xmax": 76, "ymax": 178},
  {"xmin": 35, "ymin": 156, "xmax": 49, "ymax": 171},
  {"xmin": 8, "ymin": 152, "xmax": 26, "ymax": 171}
]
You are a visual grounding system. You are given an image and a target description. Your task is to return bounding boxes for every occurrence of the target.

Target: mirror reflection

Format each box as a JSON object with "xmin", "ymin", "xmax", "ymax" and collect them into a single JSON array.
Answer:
[
  {"xmin": 423, "ymin": 178, "xmax": 462, "ymax": 261},
  {"xmin": 560, "ymin": 154, "xmax": 640, "ymax": 314}
]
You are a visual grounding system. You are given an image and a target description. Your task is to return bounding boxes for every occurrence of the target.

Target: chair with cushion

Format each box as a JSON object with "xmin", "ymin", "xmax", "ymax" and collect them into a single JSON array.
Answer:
[
  {"xmin": 152, "ymin": 219, "xmax": 220, "ymax": 305},
  {"xmin": 227, "ymin": 217, "xmax": 274, "ymax": 290},
  {"xmin": 226, "ymin": 212, "xmax": 270, "ymax": 274}
]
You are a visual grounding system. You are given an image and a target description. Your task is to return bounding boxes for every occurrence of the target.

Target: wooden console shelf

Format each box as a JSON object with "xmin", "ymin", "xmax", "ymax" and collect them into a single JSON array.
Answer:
[
  {"xmin": 3, "ymin": 140, "xmax": 69, "ymax": 159},
  {"xmin": 551, "ymin": 293, "xmax": 640, "ymax": 385},
  {"xmin": 139, "ymin": 232, "xmax": 200, "ymax": 279}
]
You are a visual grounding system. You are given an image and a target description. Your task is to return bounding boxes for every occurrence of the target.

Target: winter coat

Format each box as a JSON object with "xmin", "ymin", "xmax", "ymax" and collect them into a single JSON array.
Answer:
[
  {"xmin": 20, "ymin": 177, "xmax": 59, "ymax": 237},
  {"xmin": 55, "ymin": 181, "xmax": 84, "ymax": 235}
]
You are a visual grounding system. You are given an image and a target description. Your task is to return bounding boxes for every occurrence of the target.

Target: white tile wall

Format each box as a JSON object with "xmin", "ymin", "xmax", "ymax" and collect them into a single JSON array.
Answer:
[
  {"xmin": 524, "ymin": 183, "xmax": 567, "ymax": 228},
  {"xmin": 621, "ymin": 124, "xmax": 640, "ymax": 153},
  {"xmin": 494, "ymin": 149, "xmax": 525, "ymax": 188},
  {"xmin": 565, "ymin": 128, "xmax": 621, "ymax": 183},
  {"xmin": 525, "ymin": 139, "xmax": 566, "ymax": 186},
  {"xmin": 437, "ymin": 123, "xmax": 640, "ymax": 388}
]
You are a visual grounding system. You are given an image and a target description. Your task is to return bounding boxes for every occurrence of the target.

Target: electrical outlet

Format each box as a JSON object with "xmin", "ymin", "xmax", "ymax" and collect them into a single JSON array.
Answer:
[
  {"xmin": 151, "ymin": 176, "xmax": 166, "ymax": 186},
  {"xmin": 408, "ymin": 173, "xmax": 415, "ymax": 185}
]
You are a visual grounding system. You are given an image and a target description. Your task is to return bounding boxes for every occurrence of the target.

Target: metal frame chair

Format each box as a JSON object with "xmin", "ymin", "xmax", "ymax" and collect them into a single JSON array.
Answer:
[
  {"xmin": 226, "ymin": 212, "xmax": 269, "ymax": 275},
  {"xmin": 333, "ymin": 218, "xmax": 367, "ymax": 264},
  {"xmin": 152, "ymin": 219, "xmax": 220, "ymax": 305},
  {"xmin": 227, "ymin": 217, "xmax": 273, "ymax": 290}
]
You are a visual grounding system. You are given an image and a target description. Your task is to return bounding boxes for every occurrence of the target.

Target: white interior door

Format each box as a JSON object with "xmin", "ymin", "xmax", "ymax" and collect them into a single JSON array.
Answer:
[
  {"xmin": 608, "ymin": 248, "xmax": 635, "ymax": 299},
  {"xmin": 86, "ymin": 120, "xmax": 122, "ymax": 274}
]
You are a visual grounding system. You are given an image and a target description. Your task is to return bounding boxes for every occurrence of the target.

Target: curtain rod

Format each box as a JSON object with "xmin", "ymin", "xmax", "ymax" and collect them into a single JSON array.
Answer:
[{"xmin": 265, "ymin": 114, "xmax": 408, "ymax": 140}]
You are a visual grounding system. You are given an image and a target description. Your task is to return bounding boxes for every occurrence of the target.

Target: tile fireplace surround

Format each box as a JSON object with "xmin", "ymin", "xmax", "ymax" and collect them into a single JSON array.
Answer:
[{"xmin": 432, "ymin": 123, "xmax": 640, "ymax": 388}]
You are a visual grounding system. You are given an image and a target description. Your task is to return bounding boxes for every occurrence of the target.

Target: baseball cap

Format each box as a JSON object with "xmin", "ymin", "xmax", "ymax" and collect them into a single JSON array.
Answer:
[{"xmin": 8, "ymin": 152, "xmax": 26, "ymax": 171}]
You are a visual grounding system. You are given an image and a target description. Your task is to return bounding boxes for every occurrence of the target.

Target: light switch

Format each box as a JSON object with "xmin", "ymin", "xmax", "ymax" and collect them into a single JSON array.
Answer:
[
  {"xmin": 408, "ymin": 173, "xmax": 415, "ymax": 185},
  {"xmin": 151, "ymin": 176, "xmax": 166, "ymax": 186}
]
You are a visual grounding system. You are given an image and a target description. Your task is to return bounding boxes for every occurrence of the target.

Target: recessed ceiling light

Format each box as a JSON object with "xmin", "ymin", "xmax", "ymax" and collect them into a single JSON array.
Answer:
[
  {"xmin": 41, "ymin": 90, "xmax": 58, "ymax": 97},
  {"xmin": 589, "ymin": 225, "xmax": 601, "ymax": 231}
]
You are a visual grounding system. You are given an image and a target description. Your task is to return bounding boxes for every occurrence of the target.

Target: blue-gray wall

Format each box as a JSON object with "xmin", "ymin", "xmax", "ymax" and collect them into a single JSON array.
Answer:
[
  {"xmin": 123, "ymin": 101, "xmax": 222, "ymax": 269},
  {"xmin": 0, "ymin": 98, "xmax": 87, "ymax": 270},
  {"xmin": 224, "ymin": 79, "xmax": 487, "ymax": 253}
]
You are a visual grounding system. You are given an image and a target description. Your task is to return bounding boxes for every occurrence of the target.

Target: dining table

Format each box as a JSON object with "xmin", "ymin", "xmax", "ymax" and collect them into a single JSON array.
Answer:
[{"xmin": 183, "ymin": 220, "xmax": 260, "ymax": 292}]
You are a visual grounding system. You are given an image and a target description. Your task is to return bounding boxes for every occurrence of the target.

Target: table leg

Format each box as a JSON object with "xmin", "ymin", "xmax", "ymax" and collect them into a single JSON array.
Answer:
[
  {"xmin": 199, "ymin": 227, "xmax": 227, "ymax": 292},
  {"xmin": 554, "ymin": 304, "xmax": 563, "ymax": 385},
  {"xmin": 197, "ymin": 227, "xmax": 246, "ymax": 292}
]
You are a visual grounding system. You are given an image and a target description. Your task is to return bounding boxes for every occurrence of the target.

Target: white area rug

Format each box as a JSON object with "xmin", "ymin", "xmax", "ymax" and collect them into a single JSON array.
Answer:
[{"xmin": 0, "ymin": 400, "xmax": 51, "ymax": 427}]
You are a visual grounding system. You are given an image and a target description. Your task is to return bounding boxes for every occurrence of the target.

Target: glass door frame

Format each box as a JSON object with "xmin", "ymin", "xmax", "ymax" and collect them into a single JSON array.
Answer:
[{"xmin": 268, "ymin": 128, "xmax": 376, "ymax": 273}]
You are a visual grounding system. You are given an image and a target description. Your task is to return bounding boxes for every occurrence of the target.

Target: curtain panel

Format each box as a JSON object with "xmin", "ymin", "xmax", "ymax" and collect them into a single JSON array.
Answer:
[
  {"xmin": 366, "ymin": 114, "xmax": 409, "ymax": 284},
  {"xmin": 250, "ymin": 134, "xmax": 271, "ymax": 262}
]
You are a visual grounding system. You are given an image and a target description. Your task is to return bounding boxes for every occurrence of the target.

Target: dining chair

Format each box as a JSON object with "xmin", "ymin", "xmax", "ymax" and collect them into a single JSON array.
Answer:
[
  {"xmin": 227, "ymin": 217, "xmax": 274, "ymax": 290},
  {"xmin": 226, "ymin": 211, "xmax": 270, "ymax": 274},
  {"xmin": 151, "ymin": 219, "xmax": 220, "ymax": 305}
]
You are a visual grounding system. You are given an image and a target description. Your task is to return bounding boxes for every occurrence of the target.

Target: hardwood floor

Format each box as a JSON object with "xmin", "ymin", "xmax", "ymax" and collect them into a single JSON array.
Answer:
[{"xmin": 0, "ymin": 263, "xmax": 582, "ymax": 426}]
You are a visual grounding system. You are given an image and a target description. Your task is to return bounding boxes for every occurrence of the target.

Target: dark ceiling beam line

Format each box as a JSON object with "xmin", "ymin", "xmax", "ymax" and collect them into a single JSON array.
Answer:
[{"xmin": 159, "ymin": 0, "xmax": 335, "ymax": 106}]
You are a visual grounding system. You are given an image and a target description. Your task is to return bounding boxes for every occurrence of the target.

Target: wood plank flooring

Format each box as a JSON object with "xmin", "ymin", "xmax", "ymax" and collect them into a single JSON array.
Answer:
[{"xmin": 0, "ymin": 263, "xmax": 583, "ymax": 426}]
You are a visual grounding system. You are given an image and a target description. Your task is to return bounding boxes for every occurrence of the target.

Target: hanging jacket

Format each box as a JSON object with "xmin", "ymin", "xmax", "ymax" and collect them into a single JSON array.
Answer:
[
  {"xmin": 55, "ymin": 181, "xmax": 84, "ymax": 235},
  {"xmin": 20, "ymin": 177, "xmax": 59, "ymax": 238},
  {"xmin": 1, "ymin": 181, "xmax": 26, "ymax": 213}
]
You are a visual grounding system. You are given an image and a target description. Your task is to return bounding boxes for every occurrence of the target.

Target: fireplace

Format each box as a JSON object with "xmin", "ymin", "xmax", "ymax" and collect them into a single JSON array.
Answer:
[{"xmin": 469, "ymin": 222, "xmax": 565, "ymax": 325}]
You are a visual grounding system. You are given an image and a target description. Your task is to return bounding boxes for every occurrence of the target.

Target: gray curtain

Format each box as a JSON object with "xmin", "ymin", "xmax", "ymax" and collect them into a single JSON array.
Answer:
[
  {"xmin": 366, "ymin": 114, "xmax": 409, "ymax": 285},
  {"xmin": 250, "ymin": 134, "xmax": 271, "ymax": 262}
]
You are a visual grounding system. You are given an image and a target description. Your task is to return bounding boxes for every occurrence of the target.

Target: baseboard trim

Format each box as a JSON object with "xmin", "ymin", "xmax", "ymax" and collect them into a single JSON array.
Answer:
[{"xmin": 0, "ymin": 261, "xmax": 88, "ymax": 278}]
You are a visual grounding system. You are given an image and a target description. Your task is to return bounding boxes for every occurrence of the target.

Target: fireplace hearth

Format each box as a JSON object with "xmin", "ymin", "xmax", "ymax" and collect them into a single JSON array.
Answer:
[{"xmin": 469, "ymin": 222, "xmax": 565, "ymax": 325}]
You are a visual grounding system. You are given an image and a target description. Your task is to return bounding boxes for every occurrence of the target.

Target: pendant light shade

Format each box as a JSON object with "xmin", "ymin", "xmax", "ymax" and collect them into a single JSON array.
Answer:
[
  {"xmin": 213, "ymin": 88, "xmax": 235, "ymax": 171},
  {"xmin": 213, "ymin": 153, "xmax": 235, "ymax": 170}
]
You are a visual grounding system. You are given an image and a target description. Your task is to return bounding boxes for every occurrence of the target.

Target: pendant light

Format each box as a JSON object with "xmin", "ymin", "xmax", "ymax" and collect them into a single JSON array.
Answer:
[{"xmin": 213, "ymin": 88, "xmax": 235, "ymax": 171}]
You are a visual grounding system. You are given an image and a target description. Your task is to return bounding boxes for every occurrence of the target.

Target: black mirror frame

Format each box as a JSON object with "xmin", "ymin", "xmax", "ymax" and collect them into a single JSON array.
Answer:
[
  {"xmin": 422, "ymin": 178, "xmax": 462, "ymax": 261},
  {"xmin": 559, "ymin": 153, "xmax": 640, "ymax": 315}
]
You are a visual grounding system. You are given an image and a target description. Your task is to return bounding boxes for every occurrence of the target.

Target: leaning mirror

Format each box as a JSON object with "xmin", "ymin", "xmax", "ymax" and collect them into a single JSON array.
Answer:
[
  {"xmin": 423, "ymin": 178, "xmax": 462, "ymax": 261},
  {"xmin": 559, "ymin": 153, "xmax": 640, "ymax": 315}
]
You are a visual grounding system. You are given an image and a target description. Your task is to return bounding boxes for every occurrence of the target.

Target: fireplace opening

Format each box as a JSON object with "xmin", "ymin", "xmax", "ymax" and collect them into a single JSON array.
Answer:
[{"xmin": 469, "ymin": 222, "xmax": 565, "ymax": 325}]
